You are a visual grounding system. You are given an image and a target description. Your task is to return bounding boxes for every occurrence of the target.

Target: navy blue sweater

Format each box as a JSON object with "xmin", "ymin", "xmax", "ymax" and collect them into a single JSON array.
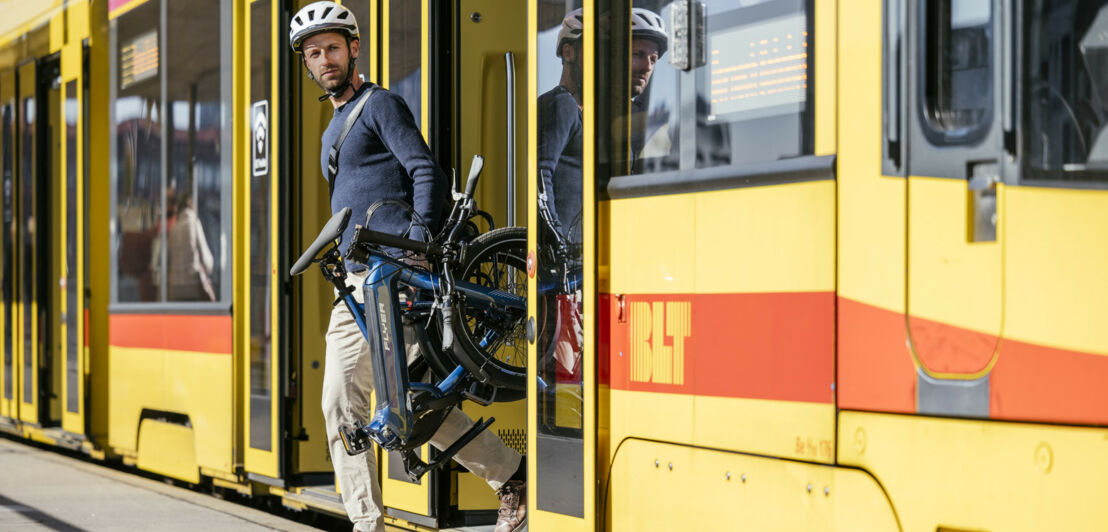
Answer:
[
  {"xmin": 536, "ymin": 85, "xmax": 583, "ymax": 246},
  {"xmin": 320, "ymin": 82, "xmax": 447, "ymax": 266}
]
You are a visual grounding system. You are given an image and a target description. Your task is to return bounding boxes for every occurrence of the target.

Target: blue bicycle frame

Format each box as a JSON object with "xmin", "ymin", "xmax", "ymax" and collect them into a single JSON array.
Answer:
[{"xmin": 338, "ymin": 249, "xmax": 525, "ymax": 460}]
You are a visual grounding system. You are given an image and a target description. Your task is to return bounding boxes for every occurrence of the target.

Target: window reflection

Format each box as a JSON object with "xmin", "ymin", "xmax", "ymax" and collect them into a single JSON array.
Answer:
[
  {"xmin": 1024, "ymin": 0, "xmax": 1108, "ymax": 182},
  {"xmin": 623, "ymin": 0, "xmax": 814, "ymax": 175},
  {"xmin": 112, "ymin": 0, "xmax": 230, "ymax": 304},
  {"xmin": 113, "ymin": 0, "xmax": 162, "ymax": 302},
  {"xmin": 537, "ymin": 1, "xmax": 585, "ymax": 439},
  {"xmin": 389, "ymin": 0, "xmax": 422, "ymax": 121},
  {"xmin": 165, "ymin": 0, "xmax": 223, "ymax": 302}
]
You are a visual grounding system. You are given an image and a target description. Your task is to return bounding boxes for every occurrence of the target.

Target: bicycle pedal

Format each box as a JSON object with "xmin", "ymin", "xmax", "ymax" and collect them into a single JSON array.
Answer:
[
  {"xmin": 339, "ymin": 422, "xmax": 371, "ymax": 456},
  {"xmin": 463, "ymin": 381, "xmax": 497, "ymax": 406}
]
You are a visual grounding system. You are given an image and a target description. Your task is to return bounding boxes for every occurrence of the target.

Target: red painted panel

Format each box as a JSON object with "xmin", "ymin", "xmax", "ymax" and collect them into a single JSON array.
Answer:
[
  {"xmin": 837, "ymin": 297, "xmax": 916, "ymax": 413},
  {"xmin": 606, "ymin": 292, "xmax": 834, "ymax": 403},
  {"xmin": 991, "ymin": 339, "xmax": 1108, "ymax": 425},
  {"xmin": 110, "ymin": 314, "xmax": 232, "ymax": 354},
  {"xmin": 909, "ymin": 314, "xmax": 997, "ymax": 374}
]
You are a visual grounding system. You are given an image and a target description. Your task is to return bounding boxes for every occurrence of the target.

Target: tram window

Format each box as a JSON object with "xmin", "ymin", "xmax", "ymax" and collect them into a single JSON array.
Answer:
[
  {"xmin": 165, "ymin": 0, "xmax": 228, "ymax": 302},
  {"xmin": 919, "ymin": 0, "xmax": 993, "ymax": 144},
  {"xmin": 111, "ymin": 0, "xmax": 232, "ymax": 305},
  {"xmin": 609, "ymin": 0, "xmax": 815, "ymax": 176},
  {"xmin": 535, "ymin": 0, "xmax": 586, "ymax": 518},
  {"xmin": 112, "ymin": 1, "xmax": 163, "ymax": 303},
  {"xmin": 388, "ymin": 0, "xmax": 422, "ymax": 122},
  {"xmin": 1023, "ymin": 0, "xmax": 1108, "ymax": 182}
]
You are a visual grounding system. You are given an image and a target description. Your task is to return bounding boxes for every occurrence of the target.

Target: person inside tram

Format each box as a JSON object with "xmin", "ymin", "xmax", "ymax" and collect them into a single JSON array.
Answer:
[
  {"xmin": 165, "ymin": 192, "xmax": 216, "ymax": 302},
  {"xmin": 288, "ymin": 3, "xmax": 526, "ymax": 532}
]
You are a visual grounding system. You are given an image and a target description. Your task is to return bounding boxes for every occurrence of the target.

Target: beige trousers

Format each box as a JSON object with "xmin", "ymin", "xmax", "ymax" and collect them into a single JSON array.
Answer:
[{"xmin": 323, "ymin": 271, "xmax": 521, "ymax": 532}]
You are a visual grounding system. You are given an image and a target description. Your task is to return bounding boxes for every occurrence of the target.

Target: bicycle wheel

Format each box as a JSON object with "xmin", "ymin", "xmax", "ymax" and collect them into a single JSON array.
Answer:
[{"xmin": 450, "ymin": 226, "xmax": 528, "ymax": 391}]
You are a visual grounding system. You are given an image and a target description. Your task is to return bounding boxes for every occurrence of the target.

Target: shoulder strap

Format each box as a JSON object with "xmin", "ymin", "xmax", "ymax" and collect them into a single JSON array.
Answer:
[{"xmin": 328, "ymin": 86, "xmax": 376, "ymax": 202}]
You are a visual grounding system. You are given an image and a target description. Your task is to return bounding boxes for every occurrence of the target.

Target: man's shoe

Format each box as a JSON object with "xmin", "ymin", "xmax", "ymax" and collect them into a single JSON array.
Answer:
[{"xmin": 494, "ymin": 479, "xmax": 527, "ymax": 532}]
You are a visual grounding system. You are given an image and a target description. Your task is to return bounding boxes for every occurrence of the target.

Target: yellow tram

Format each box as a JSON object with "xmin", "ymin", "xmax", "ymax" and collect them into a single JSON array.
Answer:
[{"xmin": 0, "ymin": 0, "xmax": 1105, "ymax": 531}]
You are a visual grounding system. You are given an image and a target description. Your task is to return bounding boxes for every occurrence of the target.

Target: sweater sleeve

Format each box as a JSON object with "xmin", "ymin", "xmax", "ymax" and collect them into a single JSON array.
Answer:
[
  {"xmin": 364, "ymin": 92, "xmax": 447, "ymax": 241},
  {"xmin": 537, "ymin": 91, "xmax": 579, "ymax": 237}
]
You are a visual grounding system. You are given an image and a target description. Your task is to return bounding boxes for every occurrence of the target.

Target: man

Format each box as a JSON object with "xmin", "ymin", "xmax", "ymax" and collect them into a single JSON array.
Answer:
[
  {"xmin": 288, "ymin": 3, "xmax": 525, "ymax": 532},
  {"xmin": 627, "ymin": 7, "xmax": 669, "ymax": 174},
  {"xmin": 537, "ymin": 6, "xmax": 668, "ymax": 245}
]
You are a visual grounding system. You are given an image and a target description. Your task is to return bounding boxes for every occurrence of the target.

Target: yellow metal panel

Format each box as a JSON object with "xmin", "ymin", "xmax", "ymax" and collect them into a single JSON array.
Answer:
[
  {"xmin": 87, "ymin": 0, "xmax": 111, "ymax": 446},
  {"xmin": 814, "ymin": 0, "xmax": 836, "ymax": 156},
  {"xmin": 50, "ymin": 11, "xmax": 64, "ymax": 52},
  {"xmin": 60, "ymin": 40, "xmax": 85, "ymax": 436},
  {"xmin": 1003, "ymin": 186, "xmax": 1108, "ymax": 354},
  {"xmin": 420, "ymin": 0, "xmax": 428, "ymax": 135},
  {"xmin": 695, "ymin": 181, "xmax": 835, "ymax": 293},
  {"xmin": 693, "ymin": 395, "xmax": 835, "ymax": 464},
  {"xmin": 108, "ymin": 346, "xmax": 164, "ymax": 452},
  {"xmin": 907, "ymin": 177, "xmax": 1001, "ymax": 335},
  {"xmin": 137, "ymin": 418, "xmax": 201, "ymax": 484},
  {"xmin": 381, "ymin": 447, "xmax": 432, "ymax": 514},
  {"xmin": 109, "ymin": 346, "xmax": 234, "ymax": 474},
  {"xmin": 835, "ymin": 0, "xmax": 905, "ymax": 313},
  {"xmin": 233, "ymin": 0, "xmax": 248, "ymax": 476},
  {"xmin": 609, "ymin": 439, "xmax": 899, "ymax": 531},
  {"xmin": 609, "ymin": 181, "xmax": 836, "ymax": 295},
  {"xmin": 840, "ymin": 411, "xmax": 1108, "ymax": 531},
  {"xmin": 457, "ymin": 399, "xmax": 527, "ymax": 510},
  {"xmin": 0, "ymin": 0, "xmax": 62, "ymax": 47},
  {"xmin": 67, "ymin": 2, "xmax": 89, "ymax": 44},
  {"xmin": 609, "ymin": 390, "xmax": 693, "ymax": 458}
]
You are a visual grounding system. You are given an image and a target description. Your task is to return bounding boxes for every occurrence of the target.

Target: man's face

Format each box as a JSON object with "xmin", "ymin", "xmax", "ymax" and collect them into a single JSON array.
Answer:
[
  {"xmin": 630, "ymin": 38, "xmax": 661, "ymax": 97},
  {"xmin": 302, "ymin": 32, "xmax": 359, "ymax": 91}
]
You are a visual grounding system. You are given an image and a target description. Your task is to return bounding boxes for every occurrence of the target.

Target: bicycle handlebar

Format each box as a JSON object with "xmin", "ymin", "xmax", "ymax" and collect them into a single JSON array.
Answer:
[
  {"xmin": 351, "ymin": 226, "xmax": 444, "ymax": 258},
  {"xmin": 464, "ymin": 155, "xmax": 483, "ymax": 197}
]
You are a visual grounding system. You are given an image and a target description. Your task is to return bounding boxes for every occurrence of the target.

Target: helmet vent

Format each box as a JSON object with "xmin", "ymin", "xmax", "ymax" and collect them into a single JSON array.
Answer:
[
  {"xmin": 337, "ymin": 11, "xmax": 349, "ymax": 19},
  {"xmin": 307, "ymin": 10, "xmax": 315, "ymax": 20},
  {"xmin": 294, "ymin": 15, "xmax": 303, "ymax": 25},
  {"xmin": 321, "ymin": 6, "xmax": 333, "ymax": 18}
]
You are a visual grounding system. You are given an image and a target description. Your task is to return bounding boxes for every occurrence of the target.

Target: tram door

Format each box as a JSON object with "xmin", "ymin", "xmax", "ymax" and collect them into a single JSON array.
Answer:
[
  {"xmin": 58, "ymin": 37, "xmax": 89, "ymax": 436},
  {"xmin": 243, "ymin": 0, "xmax": 283, "ymax": 482},
  {"xmin": 901, "ymin": 0, "xmax": 1009, "ymax": 415},
  {"xmin": 14, "ymin": 58, "xmax": 56, "ymax": 427},
  {"xmin": 0, "ymin": 69, "xmax": 14, "ymax": 421},
  {"xmin": 452, "ymin": 0, "xmax": 528, "ymax": 517}
]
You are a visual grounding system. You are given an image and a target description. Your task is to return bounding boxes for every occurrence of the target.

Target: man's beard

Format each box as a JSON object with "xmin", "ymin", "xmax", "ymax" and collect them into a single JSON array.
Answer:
[{"xmin": 314, "ymin": 65, "xmax": 349, "ymax": 92}]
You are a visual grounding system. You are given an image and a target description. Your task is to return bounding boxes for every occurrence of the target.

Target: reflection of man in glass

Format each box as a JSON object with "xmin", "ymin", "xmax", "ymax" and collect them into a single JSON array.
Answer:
[
  {"xmin": 628, "ymin": 7, "xmax": 669, "ymax": 174},
  {"xmin": 537, "ymin": 9, "xmax": 586, "ymax": 385},
  {"xmin": 538, "ymin": 8, "xmax": 585, "ymax": 252}
]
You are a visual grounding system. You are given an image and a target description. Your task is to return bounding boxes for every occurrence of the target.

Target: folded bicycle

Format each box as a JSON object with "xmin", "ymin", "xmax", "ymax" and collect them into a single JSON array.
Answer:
[{"xmin": 291, "ymin": 155, "xmax": 527, "ymax": 481}]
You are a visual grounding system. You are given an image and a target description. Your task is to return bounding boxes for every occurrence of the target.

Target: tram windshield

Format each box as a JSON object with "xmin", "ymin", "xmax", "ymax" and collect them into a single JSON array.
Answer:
[{"xmin": 1024, "ymin": 0, "xmax": 1108, "ymax": 181}]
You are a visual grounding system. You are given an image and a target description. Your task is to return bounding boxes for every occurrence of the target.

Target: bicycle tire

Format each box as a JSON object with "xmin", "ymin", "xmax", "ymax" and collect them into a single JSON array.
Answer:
[{"xmin": 450, "ymin": 226, "xmax": 529, "ymax": 391}]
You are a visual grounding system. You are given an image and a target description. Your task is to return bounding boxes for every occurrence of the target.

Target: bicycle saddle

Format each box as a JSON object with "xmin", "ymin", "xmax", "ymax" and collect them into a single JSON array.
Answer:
[{"xmin": 291, "ymin": 207, "xmax": 352, "ymax": 276}]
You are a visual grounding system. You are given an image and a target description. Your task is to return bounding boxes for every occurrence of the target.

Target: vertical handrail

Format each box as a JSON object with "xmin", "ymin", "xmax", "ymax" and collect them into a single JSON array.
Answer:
[{"xmin": 505, "ymin": 51, "xmax": 516, "ymax": 226}]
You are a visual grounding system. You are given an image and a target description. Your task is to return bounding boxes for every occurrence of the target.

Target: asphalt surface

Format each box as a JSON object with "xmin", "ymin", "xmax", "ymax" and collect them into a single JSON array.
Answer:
[{"xmin": 0, "ymin": 435, "xmax": 331, "ymax": 531}]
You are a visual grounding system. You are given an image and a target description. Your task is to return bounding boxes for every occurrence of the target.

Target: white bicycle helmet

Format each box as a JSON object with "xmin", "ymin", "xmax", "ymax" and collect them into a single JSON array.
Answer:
[
  {"xmin": 289, "ymin": 1, "xmax": 360, "ymax": 53},
  {"xmin": 631, "ymin": 7, "xmax": 668, "ymax": 56},
  {"xmin": 555, "ymin": 8, "xmax": 584, "ymax": 58}
]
